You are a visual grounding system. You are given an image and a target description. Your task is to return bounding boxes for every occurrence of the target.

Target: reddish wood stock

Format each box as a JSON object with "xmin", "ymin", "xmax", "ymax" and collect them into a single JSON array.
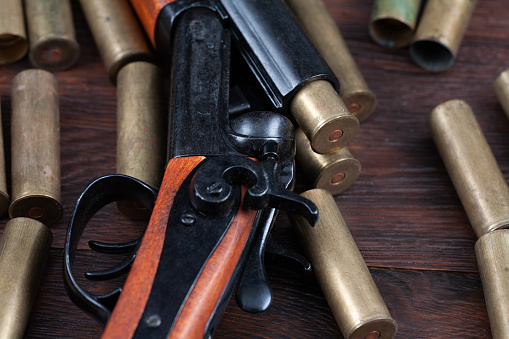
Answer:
[
  {"xmin": 129, "ymin": 0, "xmax": 175, "ymax": 45},
  {"xmin": 169, "ymin": 191, "xmax": 257, "ymax": 338},
  {"xmin": 101, "ymin": 156, "xmax": 204, "ymax": 338},
  {"xmin": 101, "ymin": 156, "xmax": 257, "ymax": 338}
]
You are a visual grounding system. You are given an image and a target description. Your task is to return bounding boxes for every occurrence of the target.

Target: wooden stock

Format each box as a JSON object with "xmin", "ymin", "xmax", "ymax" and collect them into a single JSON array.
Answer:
[
  {"xmin": 129, "ymin": 0, "xmax": 173, "ymax": 45},
  {"xmin": 169, "ymin": 191, "xmax": 257, "ymax": 338},
  {"xmin": 102, "ymin": 156, "xmax": 258, "ymax": 338},
  {"xmin": 102, "ymin": 156, "xmax": 204, "ymax": 338}
]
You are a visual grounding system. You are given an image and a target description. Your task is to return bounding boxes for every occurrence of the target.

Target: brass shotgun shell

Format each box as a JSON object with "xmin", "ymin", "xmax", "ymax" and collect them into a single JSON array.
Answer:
[
  {"xmin": 476, "ymin": 230, "xmax": 509, "ymax": 339},
  {"xmin": 0, "ymin": 0, "xmax": 28, "ymax": 64},
  {"xmin": 79, "ymin": 0, "xmax": 153, "ymax": 84},
  {"xmin": 285, "ymin": 0, "xmax": 377, "ymax": 122},
  {"xmin": 0, "ymin": 101, "xmax": 10, "ymax": 217},
  {"xmin": 494, "ymin": 68, "xmax": 509, "ymax": 119},
  {"xmin": 296, "ymin": 128, "xmax": 360, "ymax": 195},
  {"xmin": 0, "ymin": 217, "xmax": 53, "ymax": 339},
  {"xmin": 10, "ymin": 70, "xmax": 63, "ymax": 226},
  {"xmin": 291, "ymin": 80, "xmax": 359, "ymax": 154},
  {"xmin": 116, "ymin": 61, "xmax": 165, "ymax": 219},
  {"xmin": 24, "ymin": 0, "xmax": 80, "ymax": 71},
  {"xmin": 428, "ymin": 99, "xmax": 509, "ymax": 237},
  {"xmin": 369, "ymin": 0, "xmax": 422, "ymax": 48},
  {"xmin": 289, "ymin": 189, "xmax": 397, "ymax": 339},
  {"xmin": 410, "ymin": 0, "xmax": 477, "ymax": 72}
]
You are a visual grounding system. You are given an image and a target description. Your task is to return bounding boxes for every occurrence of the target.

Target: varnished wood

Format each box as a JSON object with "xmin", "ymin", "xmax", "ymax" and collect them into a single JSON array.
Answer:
[
  {"xmin": 102, "ymin": 156, "xmax": 204, "ymax": 338},
  {"xmin": 129, "ymin": 0, "xmax": 173, "ymax": 46},
  {"xmin": 1, "ymin": 0, "xmax": 509, "ymax": 337},
  {"xmin": 170, "ymin": 195, "xmax": 257, "ymax": 338}
]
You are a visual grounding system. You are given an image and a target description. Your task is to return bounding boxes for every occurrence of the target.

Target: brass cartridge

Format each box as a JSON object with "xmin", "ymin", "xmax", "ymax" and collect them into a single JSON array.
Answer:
[
  {"xmin": 10, "ymin": 70, "xmax": 63, "ymax": 226},
  {"xmin": 428, "ymin": 99, "xmax": 509, "ymax": 237},
  {"xmin": 116, "ymin": 61, "xmax": 165, "ymax": 219},
  {"xmin": 289, "ymin": 189, "xmax": 397, "ymax": 339},
  {"xmin": 429, "ymin": 99, "xmax": 509, "ymax": 337},
  {"xmin": 0, "ymin": 102, "xmax": 10, "ymax": 217},
  {"xmin": 24, "ymin": 0, "xmax": 80, "ymax": 71},
  {"xmin": 291, "ymin": 80, "xmax": 359, "ymax": 154},
  {"xmin": 0, "ymin": 0, "xmax": 28, "ymax": 64},
  {"xmin": 285, "ymin": 0, "xmax": 377, "ymax": 122},
  {"xmin": 410, "ymin": 0, "xmax": 477, "ymax": 72},
  {"xmin": 79, "ymin": 0, "xmax": 153, "ymax": 84},
  {"xmin": 476, "ymin": 230, "xmax": 509, "ymax": 339},
  {"xmin": 369, "ymin": 0, "xmax": 422, "ymax": 48},
  {"xmin": 494, "ymin": 68, "xmax": 509, "ymax": 120},
  {"xmin": 0, "ymin": 217, "xmax": 53, "ymax": 339},
  {"xmin": 296, "ymin": 128, "xmax": 360, "ymax": 195}
]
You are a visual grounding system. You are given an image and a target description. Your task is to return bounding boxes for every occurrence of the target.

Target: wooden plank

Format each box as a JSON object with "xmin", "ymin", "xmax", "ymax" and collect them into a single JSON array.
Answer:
[{"xmin": 0, "ymin": 0, "xmax": 508, "ymax": 337}]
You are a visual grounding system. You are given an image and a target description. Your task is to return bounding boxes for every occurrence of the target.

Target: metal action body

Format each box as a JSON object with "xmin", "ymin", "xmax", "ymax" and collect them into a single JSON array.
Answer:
[{"xmin": 64, "ymin": 7, "xmax": 318, "ymax": 339}]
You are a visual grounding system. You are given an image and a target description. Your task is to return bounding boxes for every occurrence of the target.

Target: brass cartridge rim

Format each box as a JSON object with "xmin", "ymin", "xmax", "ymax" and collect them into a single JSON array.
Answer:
[
  {"xmin": 29, "ymin": 35, "xmax": 80, "ymax": 71},
  {"xmin": 409, "ymin": 39, "xmax": 454, "ymax": 73},
  {"xmin": 369, "ymin": 17, "xmax": 415, "ymax": 48},
  {"xmin": 315, "ymin": 156, "xmax": 361, "ymax": 196},
  {"xmin": 311, "ymin": 114, "xmax": 359, "ymax": 154},
  {"xmin": 9, "ymin": 195, "xmax": 63, "ymax": 226},
  {"xmin": 0, "ymin": 33, "xmax": 28, "ymax": 65},
  {"xmin": 342, "ymin": 90, "xmax": 378, "ymax": 123},
  {"xmin": 348, "ymin": 317, "xmax": 398, "ymax": 339},
  {"xmin": 108, "ymin": 50, "xmax": 154, "ymax": 85}
]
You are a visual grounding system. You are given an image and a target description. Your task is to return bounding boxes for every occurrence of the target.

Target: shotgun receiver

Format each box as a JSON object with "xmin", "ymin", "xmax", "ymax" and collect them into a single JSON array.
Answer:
[{"xmin": 64, "ymin": 7, "xmax": 318, "ymax": 339}]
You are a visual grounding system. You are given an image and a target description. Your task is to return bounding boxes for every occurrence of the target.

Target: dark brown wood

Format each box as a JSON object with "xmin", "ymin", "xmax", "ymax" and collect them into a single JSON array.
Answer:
[{"xmin": 0, "ymin": 0, "xmax": 507, "ymax": 337}]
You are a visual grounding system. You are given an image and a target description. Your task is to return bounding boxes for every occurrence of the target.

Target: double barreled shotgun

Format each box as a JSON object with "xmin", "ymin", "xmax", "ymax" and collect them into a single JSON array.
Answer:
[
  {"xmin": 130, "ymin": 0, "xmax": 359, "ymax": 155},
  {"xmin": 64, "ymin": 5, "xmax": 318, "ymax": 339}
]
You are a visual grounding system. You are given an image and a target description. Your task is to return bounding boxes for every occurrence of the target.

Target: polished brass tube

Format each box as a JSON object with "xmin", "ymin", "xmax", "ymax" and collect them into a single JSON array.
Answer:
[
  {"xmin": 0, "ymin": 0, "xmax": 28, "ymax": 64},
  {"xmin": 289, "ymin": 189, "xmax": 397, "ymax": 339},
  {"xmin": 410, "ymin": 0, "xmax": 477, "ymax": 72},
  {"xmin": 0, "ymin": 101, "xmax": 10, "ymax": 217},
  {"xmin": 429, "ymin": 99, "xmax": 509, "ymax": 337},
  {"xmin": 291, "ymin": 80, "xmax": 359, "ymax": 154},
  {"xmin": 476, "ymin": 230, "xmax": 509, "ymax": 339},
  {"xmin": 0, "ymin": 217, "xmax": 53, "ymax": 339},
  {"xmin": 79, "ymin": 0, "xmax": 153, "ymax": 84},
  {"xmin": 285, "ymin": 0, "xmax": 377, "ymax": 122},
  {"xmin": 116, "ymin": 61, "xmax": 165, "ymax": 219},
  {"xmin": 369, "ymin": 0, "xmax": 422, "ymax": 48},
  {"xmin": 10, "ymin": 70, "xmax": 63, "ymax": 226},
  {"xmin": 428, "ymin": 99, "xmax": 509, "ymax": 237},
  {"xmin": 295, "ymin": 128, "xmax": 360, "ymax": 196},
  {"xmin": 24, "ymin": 0, "xmax": 80, "ymax": 71},
  {"xmin": 494, "ymin": 68, "xmax": 509, "ymax": 120}
]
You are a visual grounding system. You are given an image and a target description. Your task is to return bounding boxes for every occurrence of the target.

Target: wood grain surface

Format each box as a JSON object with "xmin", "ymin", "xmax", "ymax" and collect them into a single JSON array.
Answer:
[{"xmin": 0, "ymin": 0, "xmax": 507, "ymax": 338}]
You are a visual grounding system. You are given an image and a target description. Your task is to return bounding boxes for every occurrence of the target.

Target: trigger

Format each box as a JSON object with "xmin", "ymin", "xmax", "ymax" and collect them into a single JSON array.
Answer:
[{"xmin": 236, "ymin": 208, "xmax": 275, "ymax": 313}]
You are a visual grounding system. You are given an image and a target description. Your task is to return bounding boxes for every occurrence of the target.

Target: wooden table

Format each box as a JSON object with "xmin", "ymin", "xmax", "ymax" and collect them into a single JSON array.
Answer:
[{"xmin": 1, "ymin": 0, "xmax": 507, "ymax": 337}]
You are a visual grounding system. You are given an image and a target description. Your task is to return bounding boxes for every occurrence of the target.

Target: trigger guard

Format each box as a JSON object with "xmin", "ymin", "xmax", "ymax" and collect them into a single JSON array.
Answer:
[{"xmin": 63, "ymin": 174, "xmax": 158, "ymax": 323}]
